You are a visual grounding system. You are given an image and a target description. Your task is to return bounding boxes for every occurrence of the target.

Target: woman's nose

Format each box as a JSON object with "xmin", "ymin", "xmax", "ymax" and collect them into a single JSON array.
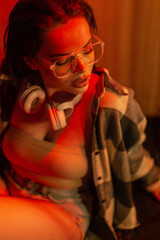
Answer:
[{"xmin": 74, "ymin": 57, "xmax": 87, "ymax": 72}]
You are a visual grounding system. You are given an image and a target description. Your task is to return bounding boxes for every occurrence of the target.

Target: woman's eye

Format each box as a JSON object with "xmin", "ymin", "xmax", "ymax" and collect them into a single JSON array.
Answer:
[
  {"xmin": 56, "ymin": 57, "xmax": 70, "ymax": 66},
  {"xmin": 83, "ymin": 45, "xmax": 93, "ymax": 55}
]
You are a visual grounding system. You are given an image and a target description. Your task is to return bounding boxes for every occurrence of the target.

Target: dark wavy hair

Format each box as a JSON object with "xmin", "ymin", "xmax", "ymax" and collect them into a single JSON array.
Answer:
[{"xmin": 1, "ymin": 0, "xmax": 97, "ymax": 79}]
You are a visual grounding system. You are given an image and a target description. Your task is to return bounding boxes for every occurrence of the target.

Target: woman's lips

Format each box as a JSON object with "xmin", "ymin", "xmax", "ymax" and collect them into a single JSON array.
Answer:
[{"xmin": 71, "ymin": 76, "xmax": 90, "ymax": 88}]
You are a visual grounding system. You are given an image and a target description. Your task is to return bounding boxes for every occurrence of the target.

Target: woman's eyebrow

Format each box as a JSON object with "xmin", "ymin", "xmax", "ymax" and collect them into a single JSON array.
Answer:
[{"xmin": 49, "ymin": 38, "xmax": 92, "ymax": 59}]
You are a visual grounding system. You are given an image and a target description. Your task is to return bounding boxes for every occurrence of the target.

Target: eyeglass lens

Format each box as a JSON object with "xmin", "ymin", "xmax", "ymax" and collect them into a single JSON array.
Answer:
[{"xmin": 53, "ymin": 42, "xmax": 103, "ymax": 77}]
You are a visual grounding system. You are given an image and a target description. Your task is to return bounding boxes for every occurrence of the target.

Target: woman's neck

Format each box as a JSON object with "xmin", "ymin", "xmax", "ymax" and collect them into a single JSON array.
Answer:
[{"xmin": 47, "ymin": 91, "xmax": 77, "ymax": 104}]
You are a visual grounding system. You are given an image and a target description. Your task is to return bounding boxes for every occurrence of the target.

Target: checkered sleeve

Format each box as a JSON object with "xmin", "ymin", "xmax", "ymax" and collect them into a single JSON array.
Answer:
[{"xmin": 121, "ymin": 89, "xmax": 160, "ymax": 188}]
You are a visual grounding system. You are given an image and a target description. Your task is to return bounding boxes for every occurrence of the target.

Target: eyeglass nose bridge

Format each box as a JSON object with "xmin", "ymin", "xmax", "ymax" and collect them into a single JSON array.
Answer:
[
  {"xmin": 71, "ymin": 49, "xmax": 85, "ymax": 61},
  {"xmin": 71, "ymin": 52, "xmax": 88, "ymax": 72}
]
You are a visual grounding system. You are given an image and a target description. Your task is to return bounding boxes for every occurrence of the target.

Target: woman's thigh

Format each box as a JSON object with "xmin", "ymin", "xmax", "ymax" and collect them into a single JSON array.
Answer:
[{"xmin": 0, "ymin": 197, "xmax": 82, "ymax": 240}]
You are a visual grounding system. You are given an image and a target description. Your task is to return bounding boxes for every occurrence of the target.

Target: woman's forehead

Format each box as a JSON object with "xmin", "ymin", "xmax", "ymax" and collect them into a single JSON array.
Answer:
[{"xmin": 39, "ymin": 17, "xmax": 91, "ymax": 57}]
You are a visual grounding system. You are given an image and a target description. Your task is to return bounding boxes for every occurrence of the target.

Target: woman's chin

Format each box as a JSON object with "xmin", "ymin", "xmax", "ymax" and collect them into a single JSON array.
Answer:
[{"xmin": 69, "ymin": 84, "xmax": 89, "ymax": 95}]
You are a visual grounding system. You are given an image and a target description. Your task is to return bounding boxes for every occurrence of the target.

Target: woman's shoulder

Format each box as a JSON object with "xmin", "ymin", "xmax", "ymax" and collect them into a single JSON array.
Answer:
[
  {"xmin": 0, "ymin": 75, "xmax": 18, "ymax": 122},
  {"xmin": 10, "ymin": 97, "xmax": 50, "ymax": 140},
  {"xmin": 92, "ymin": 67, "xmax": 135, "ymax": 115},
  {"xmin": 0, "ymin": 75, "xmax": 18, "ymax": 137}
]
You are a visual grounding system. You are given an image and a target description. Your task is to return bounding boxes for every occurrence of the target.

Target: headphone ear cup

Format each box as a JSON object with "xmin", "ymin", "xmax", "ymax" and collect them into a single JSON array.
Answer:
[
  {"xmin": 18, "ymin": 85, "xmax": 46, "ymax": 114},
  {"xmin": 47, "ymin": 104, "xmax": 67, "ymax": 131}
]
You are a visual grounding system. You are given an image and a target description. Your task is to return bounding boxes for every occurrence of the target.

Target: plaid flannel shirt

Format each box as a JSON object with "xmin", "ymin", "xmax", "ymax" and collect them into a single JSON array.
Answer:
[{"xmin": 90, "ymin": 68, "xmax": 160, "ymax": 239}]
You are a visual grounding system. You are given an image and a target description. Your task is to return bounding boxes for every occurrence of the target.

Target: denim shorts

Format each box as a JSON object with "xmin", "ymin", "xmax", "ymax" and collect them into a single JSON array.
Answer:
[{"xmin": 4, "ymin": 169, "xmax": 95, "ymax": 239}]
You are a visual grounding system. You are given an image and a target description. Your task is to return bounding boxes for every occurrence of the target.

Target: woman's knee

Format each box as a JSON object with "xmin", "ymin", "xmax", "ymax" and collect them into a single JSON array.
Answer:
[{"xmin": 0, "ymin": 197, "xmax": 82, "ymax": 240}]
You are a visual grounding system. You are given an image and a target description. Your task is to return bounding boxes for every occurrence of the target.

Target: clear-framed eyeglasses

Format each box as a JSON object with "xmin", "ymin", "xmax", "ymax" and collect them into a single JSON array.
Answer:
[{"xmin": 36, "ymin": 35, "xmax": 105, "ymax": 78}]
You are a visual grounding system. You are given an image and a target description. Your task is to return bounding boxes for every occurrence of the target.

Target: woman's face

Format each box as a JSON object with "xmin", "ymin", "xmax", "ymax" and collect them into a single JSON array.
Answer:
[{"xmin": 34, "ymin": 17, "xmax": 94, "ymax": 97}]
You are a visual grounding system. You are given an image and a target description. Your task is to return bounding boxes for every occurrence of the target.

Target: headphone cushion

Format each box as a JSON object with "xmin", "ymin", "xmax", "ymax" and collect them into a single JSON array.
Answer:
[{"xmin": 18, "ymin": 85, "xmax": 46, "ymax": 114}]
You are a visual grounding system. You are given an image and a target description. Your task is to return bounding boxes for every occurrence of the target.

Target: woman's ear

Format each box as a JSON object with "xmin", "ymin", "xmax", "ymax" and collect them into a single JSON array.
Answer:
[{"xmin": 24, "ymin": 56, "xmax": 39, "ymax": 70}]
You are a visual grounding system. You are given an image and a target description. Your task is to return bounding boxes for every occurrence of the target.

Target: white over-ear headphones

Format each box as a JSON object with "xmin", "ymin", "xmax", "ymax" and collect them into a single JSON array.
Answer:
[
  {"xmin": 18, "ymin": 81, "xmax": 82, "ymax": 130},
  {"xmin": 47, "ymin": 94, "xmax": 82, "ymax": 131},
  {"xmin": 18, "ymin": 85, "xmax": 46, "ymax": 114}
]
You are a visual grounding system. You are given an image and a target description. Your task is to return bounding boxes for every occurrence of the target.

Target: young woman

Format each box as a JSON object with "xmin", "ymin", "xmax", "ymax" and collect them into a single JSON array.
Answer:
[{"xmin": 0, "ymin": 0, "xmax": 160, "ymax": 239}]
